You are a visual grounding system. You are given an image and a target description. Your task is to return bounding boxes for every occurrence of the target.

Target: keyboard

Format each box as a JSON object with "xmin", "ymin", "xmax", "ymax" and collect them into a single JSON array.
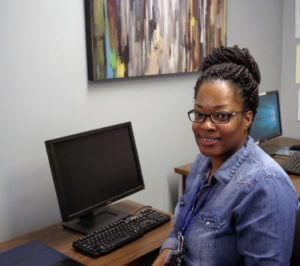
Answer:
[
  {"xmin": 281, "ymin": 153, "xmax": 300, "ymax": 175},
  {"xmin": 72, "ymin": 207, "xmax": 171, "ymax": 258}
]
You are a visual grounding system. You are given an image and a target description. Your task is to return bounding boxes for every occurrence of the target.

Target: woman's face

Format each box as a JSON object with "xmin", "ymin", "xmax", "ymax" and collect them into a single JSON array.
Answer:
[{"xmin": 192, "ymin": 80, "xmax": 253, "ymax": 164}]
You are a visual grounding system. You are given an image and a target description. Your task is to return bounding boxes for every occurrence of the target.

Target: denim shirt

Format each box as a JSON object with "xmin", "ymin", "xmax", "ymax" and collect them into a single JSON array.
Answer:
[{"xmin": 162, "ymin": 137, "xmax": 298, "ymax": 266}]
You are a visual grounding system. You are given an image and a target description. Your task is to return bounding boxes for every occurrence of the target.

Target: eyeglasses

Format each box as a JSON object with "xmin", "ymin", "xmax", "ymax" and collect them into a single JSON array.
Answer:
[{"xmin": 187, "ymin": 110, "xmax": 244, "ymax": 124}]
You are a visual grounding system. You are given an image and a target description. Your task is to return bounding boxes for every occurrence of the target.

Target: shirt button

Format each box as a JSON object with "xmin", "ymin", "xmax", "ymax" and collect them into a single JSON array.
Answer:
[{"xmin": 206, "ymin": 221, "xmax": 210, "ymax": 225}]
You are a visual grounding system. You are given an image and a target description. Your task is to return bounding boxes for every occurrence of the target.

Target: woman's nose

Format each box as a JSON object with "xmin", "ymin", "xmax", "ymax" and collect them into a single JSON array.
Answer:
[{"xmin": 196, "ymin": 116, "xmax": 216, "ymax": 130}]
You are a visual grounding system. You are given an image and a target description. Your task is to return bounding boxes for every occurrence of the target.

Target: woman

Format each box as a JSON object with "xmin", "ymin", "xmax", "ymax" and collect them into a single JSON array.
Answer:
[{"xmin": 153, "ymin": 46, "xmax": 298, "ymax": 266}]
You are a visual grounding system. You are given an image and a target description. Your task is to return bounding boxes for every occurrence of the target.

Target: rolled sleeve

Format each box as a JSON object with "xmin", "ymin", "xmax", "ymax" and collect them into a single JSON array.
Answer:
[{"xmin": 160, "ymin": 235, "xmax": 178, "ymax": 251}]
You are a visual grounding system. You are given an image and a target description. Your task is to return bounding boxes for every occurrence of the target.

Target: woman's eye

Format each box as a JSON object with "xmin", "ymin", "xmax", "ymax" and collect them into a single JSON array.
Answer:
[
  {"xmin": 194, "ymin": 111, "xmax": 203, "ymax": 119},
  {"xmin": 215, "ymin": 112, "xmax": 229, "ymax": 121},
  {"xmin": 219, "ymin": 113, "xmax": 228, "ymax": 118}
]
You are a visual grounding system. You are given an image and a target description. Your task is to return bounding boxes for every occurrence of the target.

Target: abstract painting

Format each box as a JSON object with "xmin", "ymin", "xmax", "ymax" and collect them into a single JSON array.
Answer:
[{"xmin": 85, "ymin": 0, "xmax": 227, "ymax": 81}]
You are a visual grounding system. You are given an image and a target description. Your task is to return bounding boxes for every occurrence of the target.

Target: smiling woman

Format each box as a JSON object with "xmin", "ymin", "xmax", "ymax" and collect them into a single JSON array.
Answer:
[
  {"xmin": 153, "ymin": 46, "xmax": 298, "ymax": 266},
  {"xmin": 192, "ymin": 80, "xmax": 253, "ymax": 172}
]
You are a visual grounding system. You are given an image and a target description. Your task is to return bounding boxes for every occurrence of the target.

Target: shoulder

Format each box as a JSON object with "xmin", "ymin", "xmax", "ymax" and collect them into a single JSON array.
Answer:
[
  {"xmin": 233, "ymin": 146, "xmax": 298, "ymax": 220},
  {"xmin": 236, "ymin": 144, "xmax": 296, "ymax": 196}
]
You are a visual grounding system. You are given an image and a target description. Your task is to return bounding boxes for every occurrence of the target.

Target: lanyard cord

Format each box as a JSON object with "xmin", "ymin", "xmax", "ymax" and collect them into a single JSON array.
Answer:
[{"xmin": 179, "ymin": 180, "xmax": 214, "ymax": 236}]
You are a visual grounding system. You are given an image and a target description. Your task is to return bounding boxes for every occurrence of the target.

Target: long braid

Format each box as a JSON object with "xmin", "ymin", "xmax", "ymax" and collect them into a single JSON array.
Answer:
[{"xmin": 194, "ymin": 45, "xmax": 261, "ymax": 117}]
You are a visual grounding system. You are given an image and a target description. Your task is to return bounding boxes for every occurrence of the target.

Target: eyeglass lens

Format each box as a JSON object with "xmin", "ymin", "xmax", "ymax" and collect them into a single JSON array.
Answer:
[{"xmin": 189, "ymin": 111, "xmax": 231, "ymax": 123}]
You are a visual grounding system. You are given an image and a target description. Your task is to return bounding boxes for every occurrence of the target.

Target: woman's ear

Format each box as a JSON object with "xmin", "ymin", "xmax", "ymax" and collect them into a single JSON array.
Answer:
[{"xmin": 243, "ymin": 111, "xmax": 253, "ymax": 131}]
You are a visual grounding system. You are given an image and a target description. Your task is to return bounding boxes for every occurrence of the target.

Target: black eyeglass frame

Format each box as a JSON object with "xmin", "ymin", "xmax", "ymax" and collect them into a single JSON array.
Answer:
[{"xmin": 187, "ymin": 109, "xmax": 245, "ymax": 124}]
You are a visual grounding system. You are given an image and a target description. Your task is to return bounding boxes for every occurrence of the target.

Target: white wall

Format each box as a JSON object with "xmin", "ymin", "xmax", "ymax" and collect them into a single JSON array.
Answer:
[
  {"xmin": 281, "ymin": 0, "xmax": 300, "ymax": 138},
  {"xmin": 227, "ymin": 0, "xmax": 283, "ymax": 95},
  {"xmin": 0, "ymin": 0, "xmax": 286, "ymax": 242}
]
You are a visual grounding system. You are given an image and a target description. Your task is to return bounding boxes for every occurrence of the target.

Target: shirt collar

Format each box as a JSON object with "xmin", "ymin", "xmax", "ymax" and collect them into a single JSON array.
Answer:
[{"xmin": 206, "ymin": 136, "xmax": 254, "ymax": 184}]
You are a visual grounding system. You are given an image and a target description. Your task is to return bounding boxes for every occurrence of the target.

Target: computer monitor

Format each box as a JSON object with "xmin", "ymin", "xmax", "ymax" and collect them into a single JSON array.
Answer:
[
  {"xmin": 250, "ymin": 90, "xmax": 282, "ymax": 145},
  {"xmin": 45, "ymin": 122, "xmax": 144, "ymax": 234}
]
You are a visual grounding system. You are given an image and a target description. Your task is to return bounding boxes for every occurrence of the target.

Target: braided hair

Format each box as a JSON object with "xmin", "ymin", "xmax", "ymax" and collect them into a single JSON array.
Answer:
[{"xmin": 194, "ymin": 45, "xmax": 261, "ymax": 117}]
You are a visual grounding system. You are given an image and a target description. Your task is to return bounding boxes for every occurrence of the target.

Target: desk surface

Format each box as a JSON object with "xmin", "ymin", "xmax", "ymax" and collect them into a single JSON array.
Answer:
[
  {"xmin": 0, "ymin": 200, "xmax": 172, "ymax": 266},
  {"xmin": 175, "ymin": 137, "xmax": 300, "ymax": 194}
]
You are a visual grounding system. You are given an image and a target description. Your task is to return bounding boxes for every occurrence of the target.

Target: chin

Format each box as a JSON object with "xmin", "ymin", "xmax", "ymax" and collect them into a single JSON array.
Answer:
[
  {"xmin": 198, "ymin": 144, "xmax": 220, "ymax": 157},
  {"xmin": 200, "ymin": 150, "xmax": 220, "ymax": 158}
]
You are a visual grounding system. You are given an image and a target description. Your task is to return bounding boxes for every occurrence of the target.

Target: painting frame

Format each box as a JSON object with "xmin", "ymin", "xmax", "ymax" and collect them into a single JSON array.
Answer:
[{"xmin": 85, "ymin": 0, "xmax": 227, "ymax": 81}]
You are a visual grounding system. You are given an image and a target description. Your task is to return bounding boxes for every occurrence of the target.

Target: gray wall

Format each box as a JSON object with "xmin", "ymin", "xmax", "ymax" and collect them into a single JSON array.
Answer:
[
  {"xmin": 227, "ymin": 0, "xmax": 283, "ymax": 95},
  {"xmin": 281, "ymin": 0, "xmax": 300, "ymax": 138},
  {"xmin": 0, "ymin": 0, "xmax": 291, "ymax": 242}
]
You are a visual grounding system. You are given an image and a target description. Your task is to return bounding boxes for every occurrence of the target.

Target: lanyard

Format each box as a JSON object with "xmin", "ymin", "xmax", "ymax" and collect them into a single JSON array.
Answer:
[
  {"xmin": 179, "ymin": 179, "xmax": 214, "ymax": 236},
  {"xmin": 175, "ymin": 177, "xmax": 214, "ymax": 259}
]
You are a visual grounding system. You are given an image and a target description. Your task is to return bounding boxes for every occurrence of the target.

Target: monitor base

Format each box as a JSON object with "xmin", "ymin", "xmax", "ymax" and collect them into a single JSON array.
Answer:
[{"xmin": 63, "ymin": 206, "xmax": 130, "ymax": 235}]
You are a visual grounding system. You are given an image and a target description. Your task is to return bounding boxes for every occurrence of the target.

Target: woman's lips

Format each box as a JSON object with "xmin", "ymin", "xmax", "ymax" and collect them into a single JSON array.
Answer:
[{"xmin": 199, "ymin": 137, "xmax": 220, "ymax": 146}]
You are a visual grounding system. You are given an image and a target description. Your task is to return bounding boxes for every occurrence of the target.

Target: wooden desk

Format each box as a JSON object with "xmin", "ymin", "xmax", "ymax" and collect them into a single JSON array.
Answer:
[
  {"xmin": 0, "ymin": 200, "xmax": 172, "ymax": 265},
  {"xmin": 175, "ymin": 137, "xmax": 300, "ymax": 194}
]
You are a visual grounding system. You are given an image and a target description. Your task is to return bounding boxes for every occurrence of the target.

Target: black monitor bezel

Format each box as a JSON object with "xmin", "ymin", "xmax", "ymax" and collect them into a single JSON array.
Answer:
[
  {"xmin": 45, "ymin": 121, "xmax": 145, "ymax": 222},
  {"xmin": 250, "ymin": 90, "xmax": 282, "ymax": 143}
]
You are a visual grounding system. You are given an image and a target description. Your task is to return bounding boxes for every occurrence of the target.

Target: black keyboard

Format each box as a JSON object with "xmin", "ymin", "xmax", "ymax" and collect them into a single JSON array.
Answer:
[
  {"xmin": 281, "ymin": 153, "xmax": 300, "ymax": 175},
  {"xmin": 72, "ymin": 207, "xmax": 171, "ymax": 258}
]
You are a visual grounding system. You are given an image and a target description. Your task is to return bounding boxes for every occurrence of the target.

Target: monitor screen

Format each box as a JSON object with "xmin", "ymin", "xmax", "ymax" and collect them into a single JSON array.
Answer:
[
  {"xmin": 45, "ymin": 122, "xmax": 144, "ymax": 234},
  {"xmin": 250, "ymin": 90, "xmax": 282, "ymax": 143}
]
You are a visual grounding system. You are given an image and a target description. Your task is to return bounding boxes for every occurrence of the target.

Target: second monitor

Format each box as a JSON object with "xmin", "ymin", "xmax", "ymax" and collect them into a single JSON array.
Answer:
[{"xmin": 249, "ymin": 90, "xmax": 282, "ymax": 154}]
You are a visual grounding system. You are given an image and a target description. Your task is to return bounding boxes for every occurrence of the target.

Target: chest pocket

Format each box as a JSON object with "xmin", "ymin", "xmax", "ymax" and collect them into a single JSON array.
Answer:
[{"xmin": 187, "ymin": 211, "xmax": 225, "ymax": 249}]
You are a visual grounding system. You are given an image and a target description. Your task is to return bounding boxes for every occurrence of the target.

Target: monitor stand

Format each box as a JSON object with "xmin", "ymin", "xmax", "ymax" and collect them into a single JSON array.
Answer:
[
  {"xmin": 63, "ymin": 206, "xmax": 130, "ymax": 235},
  {"xmin": 275, "ymin": 146, "xmax": 298, "ymax": 157},
  {"xmin": 258, "ymin": 139, "xmax": 281, "ymax": 155},
  {"xmin": 260, "ymin": 144, "xmax": 280, "ymax": 155}
]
